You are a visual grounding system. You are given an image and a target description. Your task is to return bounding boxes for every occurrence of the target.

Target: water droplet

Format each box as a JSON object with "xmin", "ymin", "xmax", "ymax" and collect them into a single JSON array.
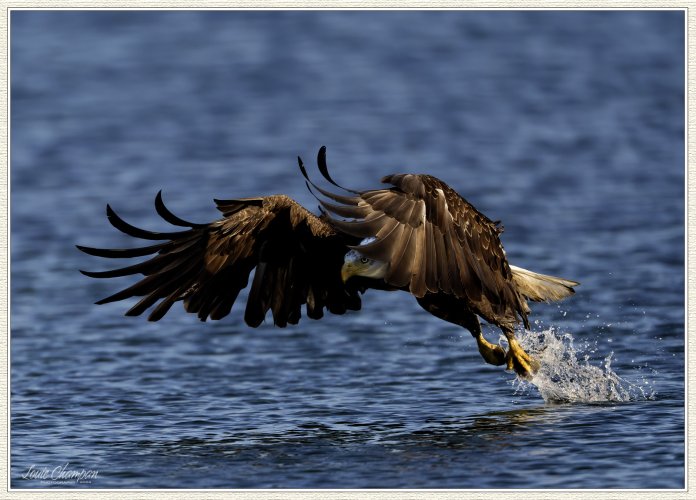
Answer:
[{"xmin": 510, "ymin": 328, "xmax": 654, "ymax": 403}]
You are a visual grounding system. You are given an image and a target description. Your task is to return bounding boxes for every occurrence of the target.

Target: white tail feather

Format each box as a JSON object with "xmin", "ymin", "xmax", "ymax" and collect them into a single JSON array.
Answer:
[{"xmin": 510, "ymin": 265, "xmax": 579, "ymax": 303}]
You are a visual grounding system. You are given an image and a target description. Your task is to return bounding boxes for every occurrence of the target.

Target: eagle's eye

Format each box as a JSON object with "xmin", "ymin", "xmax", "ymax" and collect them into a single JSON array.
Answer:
[{"xmin": 360, "ymin": 257, "xmax": 370, "ymax": 264}]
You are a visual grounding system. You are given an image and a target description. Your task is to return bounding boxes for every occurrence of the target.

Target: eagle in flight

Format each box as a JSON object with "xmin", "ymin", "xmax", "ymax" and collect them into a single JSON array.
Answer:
[{"xmin": 78, "ymin": 147, "xmax": 578, "ymax": 379}]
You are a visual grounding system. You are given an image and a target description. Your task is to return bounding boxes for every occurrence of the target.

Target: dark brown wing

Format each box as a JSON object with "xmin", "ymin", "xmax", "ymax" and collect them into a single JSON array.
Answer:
[
  {"xmin": 78, "ymin": 192, "xmax": 361, "ymax": 326},
  {"xmin": 316, "ymin": 173, "xmax": 528, "ymax": 327}
]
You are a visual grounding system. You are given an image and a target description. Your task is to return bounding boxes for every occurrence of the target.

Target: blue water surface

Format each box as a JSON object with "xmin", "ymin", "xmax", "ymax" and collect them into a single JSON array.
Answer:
[{"xmin": 10, "ymin": 10, "xmax": 684, "ymax": 489}]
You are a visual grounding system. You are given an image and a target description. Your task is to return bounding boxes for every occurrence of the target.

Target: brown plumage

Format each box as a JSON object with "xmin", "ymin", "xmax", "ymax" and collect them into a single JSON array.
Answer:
[
  {"xmin": 325, "ymin": 173, "xmax": 525, "ymax": 327},
  {"xmin": 78, "ymin": 146, "xmax": 578, "ymax": 378}
]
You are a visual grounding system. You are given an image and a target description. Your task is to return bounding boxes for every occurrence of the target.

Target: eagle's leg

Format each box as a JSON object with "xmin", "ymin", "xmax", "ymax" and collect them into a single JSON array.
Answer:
[
  {"xmin": 476, "ymin": 334, "xmax": 507, "ymax": 366},
  {"xmin": 414, "ymin": 297, "xmax": 505, "ymax": 366},
  {"xmin": 502, "ymin": 326, "xmax": 540, "ymax": 378},
  {"xmin": 469, "ymin": 318, "xmax": 506, "ymax": 367}
]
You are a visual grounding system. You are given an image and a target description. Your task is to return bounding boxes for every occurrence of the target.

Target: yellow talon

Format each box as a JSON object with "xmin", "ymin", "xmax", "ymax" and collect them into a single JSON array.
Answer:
[
  {"xmin": 476, "ymin": 334, "xmax": 506, "ymax": 366},
  {"xmin": 505, "ymin": 336, "xmax": 540, "ymax": 379}
]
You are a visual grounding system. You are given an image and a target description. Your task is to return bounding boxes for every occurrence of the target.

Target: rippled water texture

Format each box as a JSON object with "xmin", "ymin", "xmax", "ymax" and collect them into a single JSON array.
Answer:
[{"xmin": 10, "ymin": 11, "xmax": 684, "ymax": 489}]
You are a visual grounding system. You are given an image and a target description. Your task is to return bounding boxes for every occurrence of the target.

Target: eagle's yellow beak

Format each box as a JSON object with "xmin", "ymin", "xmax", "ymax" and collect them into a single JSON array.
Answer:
[{"xmin": 341, "ymin": 262, "xmax": 353, "ymax": 283}]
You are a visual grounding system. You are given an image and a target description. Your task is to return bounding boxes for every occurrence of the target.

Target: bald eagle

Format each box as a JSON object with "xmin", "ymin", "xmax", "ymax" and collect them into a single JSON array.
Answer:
[{"xmin": 78, "ymin": 147, "xmax": 578, "ymax": 378}]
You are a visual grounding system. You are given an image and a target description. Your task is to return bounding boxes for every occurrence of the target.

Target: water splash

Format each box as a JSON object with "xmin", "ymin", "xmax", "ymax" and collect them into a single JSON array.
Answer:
[{"xmin": 509, "ymin": 327, "xmax": 655, "ymax": 403}]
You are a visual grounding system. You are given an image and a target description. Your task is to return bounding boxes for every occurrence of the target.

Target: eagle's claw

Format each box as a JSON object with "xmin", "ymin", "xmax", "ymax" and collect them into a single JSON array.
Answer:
[
  {"xmin": 505, "ymin": 338, "xmax": 540, "ymax": 379},
  {"xmin": 476, "ymin": 334, "xmax": 507, "ymax": 366}
]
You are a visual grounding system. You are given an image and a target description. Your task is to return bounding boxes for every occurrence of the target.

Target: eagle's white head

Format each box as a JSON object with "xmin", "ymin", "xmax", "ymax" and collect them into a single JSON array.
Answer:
[{"xmin": 340, "ymin": 237, "xmax": 388, "ymax": 283}]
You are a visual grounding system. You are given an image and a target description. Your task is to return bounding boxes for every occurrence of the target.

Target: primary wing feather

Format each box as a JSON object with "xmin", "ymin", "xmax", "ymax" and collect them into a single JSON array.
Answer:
[{"xmin": 78, "ymin": 193, "xmax": 361, "ymax": 325}]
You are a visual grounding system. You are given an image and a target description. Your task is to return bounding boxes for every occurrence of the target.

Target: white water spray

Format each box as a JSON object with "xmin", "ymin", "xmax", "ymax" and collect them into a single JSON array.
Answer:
[{"xmin": 510, "ymin": 327, "xmax": 655, "ymax": 403}]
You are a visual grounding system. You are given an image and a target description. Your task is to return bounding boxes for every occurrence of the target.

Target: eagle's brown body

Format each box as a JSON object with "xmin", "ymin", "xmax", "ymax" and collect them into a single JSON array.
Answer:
[{"xmin": 79, "ymin": 147, "xmax": 578, "ymax": 378}]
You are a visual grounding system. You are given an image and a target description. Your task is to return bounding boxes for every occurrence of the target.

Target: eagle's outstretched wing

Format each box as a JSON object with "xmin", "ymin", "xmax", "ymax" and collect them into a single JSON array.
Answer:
[
  {"xmin": 78, "ymin": 192, "xmax": 361, "ymax": 326},
  {"xmin": 311, "ymin": 165, "xmax": 528, "ymax": 326}
]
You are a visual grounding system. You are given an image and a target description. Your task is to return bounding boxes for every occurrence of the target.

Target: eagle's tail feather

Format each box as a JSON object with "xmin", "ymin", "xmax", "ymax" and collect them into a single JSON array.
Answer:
[{"xmin": 510, "ymin": 265, "xmax": 579, "ymax": 303}]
